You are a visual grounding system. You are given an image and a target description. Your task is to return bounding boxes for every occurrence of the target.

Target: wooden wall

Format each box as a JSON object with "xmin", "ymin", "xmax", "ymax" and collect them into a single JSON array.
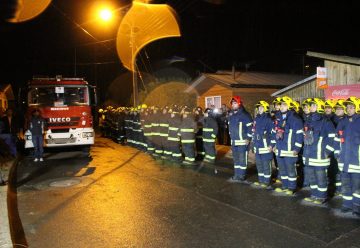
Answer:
[
  {"xmin": 276, "ymin": 78, "xmax": 323, "ymax": 102},
  {"xmin": 276, "ymin": 60, "xmax": 360, "ymax": 102},
  {"xmin": 234, "ymin": 88, "xmax": 276, "ymax": 113},
  {"xmin": 196, "ymin": 83, "xmax": 233, "ymax": 109},
  {"xmin": 325, "ymin": 60, "xmax": 360, "ymax": 86}
]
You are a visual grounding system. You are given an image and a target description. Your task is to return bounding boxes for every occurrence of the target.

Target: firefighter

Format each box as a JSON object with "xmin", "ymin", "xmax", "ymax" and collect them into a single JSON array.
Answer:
[
  {"xmin": 159, "ymin": 106, "xmax": 170, "ymax": 160},
  {"xmin": 271, "ymin": 97, "xmax": 282, "ymax": 183},
  {"xmin": 167, "ymin": 106, "xmax": 182, "ymax": 164},
  {"xmin": 98, "ymin": 108, "xmax": 105, "ymax": 137},
  {"xmin": 194, "ymin": 107, "xmax": 205, "ymax": 160},
  {"xmin": 228, "ymin": 96, "xmax": 253, "ymax": 182},
  {"xmin": 324, "ymin": 99, "xmax": 336, "ymax": 122},
  {"xmin": 331, "ymin": 99, "xmax": 347, "ymax": 195},
  {"xmin": 301, "ymin": 98, "xmax": 313, "ymax": 189},
  {"xmin": 202, "ymin": 108, "xmax": 218, "ymax": 164},
  {"xmin": 273, "ymin": 96, "xmax": 304, "ymax": 195},
  {"xmin": 334, "ymin": 97, "xmax": 360, "ymax": 216},
  {"xmin": 179, "ymin": 107, "xmax": 197, "ymax": 166},
  {"xmin": 143, "ymin": 105, "xmax": 154, "ymax": 154},
  {"xmin": 302, "ymin": 98, "xmax": 336, "ymax": 204},
  {"xmin": 139, "ymin": 104, "xmax": 148, "ymax": 151},
  {"xmin": 252, "ymin": 101, "xmax": 274, "ymax": 188},
  {"xmin": 151, "ymin": 107, "xmax": 162, "ymax": 158}
]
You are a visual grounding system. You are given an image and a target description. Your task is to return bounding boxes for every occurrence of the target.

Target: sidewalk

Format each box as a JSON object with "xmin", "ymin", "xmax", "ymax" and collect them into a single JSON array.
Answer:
[{"xmin": 0, "ymin": 159, "xmax": 13, "ymax": 248}]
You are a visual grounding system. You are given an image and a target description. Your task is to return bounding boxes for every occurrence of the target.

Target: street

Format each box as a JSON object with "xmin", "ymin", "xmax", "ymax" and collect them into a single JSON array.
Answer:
[{"xmin": 9, "ymin": 137, "xmax": 360, "ymax": 248}]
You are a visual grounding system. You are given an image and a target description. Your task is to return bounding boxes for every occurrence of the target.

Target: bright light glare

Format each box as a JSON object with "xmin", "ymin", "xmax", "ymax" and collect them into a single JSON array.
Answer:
[{"xmin": 99, "ymin": 9, "xmax": 112, "ymax": 21}]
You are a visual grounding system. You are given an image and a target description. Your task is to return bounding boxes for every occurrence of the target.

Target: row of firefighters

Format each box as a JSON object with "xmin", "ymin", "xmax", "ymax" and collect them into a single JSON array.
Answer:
[{"xmin": 99, "ymin": 95, "xmax": 360, "ymax": 216}]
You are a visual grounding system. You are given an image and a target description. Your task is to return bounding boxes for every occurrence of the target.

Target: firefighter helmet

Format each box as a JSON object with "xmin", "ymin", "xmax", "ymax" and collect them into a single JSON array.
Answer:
[
  {"xmin": 334, "ymin": 99, "xmax": 347, "ymax": 113},
  {"xmin": 290, "ymin": 100, "xmax": 300, "ymax": 112},
  {"xmin": 344, "ymin": 97, "xmax": 360, "ymax": 113},
  {"xmin": 272, "ymin": 97, "xmax": 282, "ymax": 106},
  {"xmin": 324, "ymin": 99, "xmax": 336, "ymax": 109},
  {"xmin": 310, "ymin": 98, "xmax": 325, "ymax": 113},
  {"xmin": 302, "ymin": 98, "xmax": 313, "ymax": 106},
  {"xmin": 279, "ymin": 96, "xmax": 293, "ymax": 107},
  {"xmin": 230, "ymin": 96, "xmax": 241, "ymax": 105},
  {"xmin": 98, "ymin": 108, "xmax": 104, "ymax": 113},
  {"xmin": 255, "ymin": 100, "xmax": 270, "ymax": 113},
  {"xmin": 141, "ymin": 104, "xmax": 148, "ymax": 109}
]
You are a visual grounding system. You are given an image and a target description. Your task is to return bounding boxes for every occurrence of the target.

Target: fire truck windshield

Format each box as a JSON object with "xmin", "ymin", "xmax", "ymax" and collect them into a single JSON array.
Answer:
[{"xmin": 28, "ymin": 86, "xmax": 89, "ymax": 107}]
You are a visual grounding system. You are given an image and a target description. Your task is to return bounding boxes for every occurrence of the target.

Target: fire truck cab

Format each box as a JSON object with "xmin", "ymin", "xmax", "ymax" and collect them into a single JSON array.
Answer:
[{"xmin": 24, "ymin": 76, "xmax": 97, "ymax": 149}]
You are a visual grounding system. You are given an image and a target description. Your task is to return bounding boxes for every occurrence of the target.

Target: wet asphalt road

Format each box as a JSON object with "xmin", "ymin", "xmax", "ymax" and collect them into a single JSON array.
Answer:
[{"xmin": 13, "ymin": 137, "xmax": 360, "ymax": 248}]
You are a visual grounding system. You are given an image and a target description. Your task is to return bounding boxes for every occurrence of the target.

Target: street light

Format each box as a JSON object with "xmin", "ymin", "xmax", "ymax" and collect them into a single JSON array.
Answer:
[{"xmin": 98, "ymin": 8, "xmax": 113, "ymax": 22}]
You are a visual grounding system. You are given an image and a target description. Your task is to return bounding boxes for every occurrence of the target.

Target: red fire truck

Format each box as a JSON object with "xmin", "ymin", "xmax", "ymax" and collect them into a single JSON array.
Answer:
[{"xmin": 23, "ymin": 76, "xmax": 97, "ymax": 151}]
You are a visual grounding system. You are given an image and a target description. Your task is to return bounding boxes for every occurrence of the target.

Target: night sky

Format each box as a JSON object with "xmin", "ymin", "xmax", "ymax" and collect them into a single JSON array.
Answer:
[{"xmin": 1, "ymin": 0, "xmax": 359, "ymax": 105}]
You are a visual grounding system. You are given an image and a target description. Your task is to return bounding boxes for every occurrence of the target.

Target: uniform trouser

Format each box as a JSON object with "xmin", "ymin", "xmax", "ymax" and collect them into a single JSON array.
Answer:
[
  {"xmin": 255, "ymin": 154, "xmax": 272, "ymax": 184},
  {"xmin": 328, "ymin": 155, "xmax": 341, "ymax": 193},
  {"xmin": 32, "ymin": 135, "xmax": 44, "ymax": 159},
  {"xmin": 276, "ymin": 156, "xmax": 298, "ymax": 190},
  {"xmin": 196, "ymin": 137, "xmax": 204, "ymax": 157},
  {"xmin": 203, "ymin": 141, "xmax": 216, "ymax": 164},
  {"xmin": 232, "ymin": 145, "xmax": 248, "ymax": 178},
  {"xmin": 182, "ymin": 142, "xmax": 195, "ymax": 164},
  {"xmin": 306, "ymin": 166, "xmax": 328, "ymax": 199},
  {"xmin": 168, "ymin": 140, "xmax": 182, "ymax": 162},
  {"xmin": 303, "ymin": 164, "xmax": 311, "ymax": 187},
  {"xmin": 153, "ymin": 136, "xmax": 163, "ymax": 156},
  {"xmin": 0, "ymin": 134, "xmax": 17, "ymax": 156},
  {"xmin": 341, "ymin": 172, "xmax": 360, "ymax": 213},
  {"xmin": 161, "ymin": 136, "xmax": 171, "ymax": 158},
  {"xmin": 145, "ymin": 135, "xmax": 155, "ymax": 154}
]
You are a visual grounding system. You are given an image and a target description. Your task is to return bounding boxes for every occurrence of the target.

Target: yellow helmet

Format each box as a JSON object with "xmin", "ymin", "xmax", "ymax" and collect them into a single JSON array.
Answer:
[
  {"xmin": 98, "ymin": 108, "xmax": 104, "ymax": 113},
  {"xmin": 302, "ymin": 98, "xmax": 313, "ymax": 106},
  {"xmin": 344, "ymin": 96, "xmax": 360, "ymax": 113},
  {"xmin": 324, "ymin": 99, "xmax": 336, "ymax": 109},
  {"xmin": 255, "ymin": 100, "xmax": 270, "ymax": 113},
  {"xmin": 141, "ymin": 103, "xmax": 148, "ymax": 109},
  {"xmin": 290, "ymin": 101, "xmax": 300, "ymax": 112},
  {"xmin": 310, "ymin": 98, "xmax": 325, "ymax": 113},
  {"xmin": 334, "ymin": 99, "xmax": 347, "ymax": 114},
  {"xmin": 279, "ymin": 96, "xmax": 293, "ymax": 109},
  {"xmin": 272, "ymin": 97, "xmax": 282, "ymax": 106}
]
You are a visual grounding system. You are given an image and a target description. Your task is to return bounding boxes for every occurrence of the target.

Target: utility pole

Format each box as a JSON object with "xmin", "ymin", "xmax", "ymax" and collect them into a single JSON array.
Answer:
[{"xmin": 130, "ymin": 26, "xmax": 138, "ymax": 107}]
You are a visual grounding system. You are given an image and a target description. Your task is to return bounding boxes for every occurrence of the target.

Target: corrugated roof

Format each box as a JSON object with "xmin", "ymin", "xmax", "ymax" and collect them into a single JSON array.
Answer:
[
  {"xmin": 202, "ymin": 71, "xmax": 306, "ymax": 87},
  {"xmin": 307, "ymin": 51, "xmax": 360, "ymax": 65},
  {"xmin": 271, "ymin": 74, "xmax": 317, "ymax": 97}
]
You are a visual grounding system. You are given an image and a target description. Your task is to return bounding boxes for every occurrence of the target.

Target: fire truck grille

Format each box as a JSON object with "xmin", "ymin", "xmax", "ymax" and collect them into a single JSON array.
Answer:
[
  {"xmin": 47, "ymin": 122, "xmax": 78, "ymax": 127},
  {"xmin": 46, "ymin": 138, "xmax": 77, "ymax": 145}
]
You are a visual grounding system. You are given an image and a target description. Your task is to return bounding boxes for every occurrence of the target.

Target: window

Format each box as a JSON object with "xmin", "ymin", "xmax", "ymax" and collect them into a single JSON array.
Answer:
[
  {"xmin": 28, "ymin": 86, "xmax": 89, "ymax": 107},
  {"xmin": 205, "ymin": 96, "xmax": 221, "ymax": 109}
]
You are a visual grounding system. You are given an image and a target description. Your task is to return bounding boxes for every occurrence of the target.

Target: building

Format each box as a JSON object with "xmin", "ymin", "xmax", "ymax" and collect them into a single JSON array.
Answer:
[
  {"xmin": 186, "ymin": 71, "xmax": 306, "ymax": 111},
  {"xmin": 0, "ymin": 84, "xmax": 14, "ymax": 111},
  {"xmin": 272, "ymin": 51, "xmax": 360, "ymax": 101}
]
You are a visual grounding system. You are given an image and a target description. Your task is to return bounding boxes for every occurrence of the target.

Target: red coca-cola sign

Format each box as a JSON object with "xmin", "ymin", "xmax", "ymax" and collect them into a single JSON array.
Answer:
[{"xmin": 324, "ymin": 84, "xmax": 360, "ymax": 99}]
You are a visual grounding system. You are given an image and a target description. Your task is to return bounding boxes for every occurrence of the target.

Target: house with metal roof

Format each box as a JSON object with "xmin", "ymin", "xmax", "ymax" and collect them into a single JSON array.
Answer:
[
  {"xmin": 187, "ymin": 71, "xmax": 306, "ymax": 111},
  {"xmin": 0, "ymin": 84, "xmax": 14, "ymax": 111},
  {"xmin": 271, "ymin": 51, "xmax": 360, "ymax": 101}
]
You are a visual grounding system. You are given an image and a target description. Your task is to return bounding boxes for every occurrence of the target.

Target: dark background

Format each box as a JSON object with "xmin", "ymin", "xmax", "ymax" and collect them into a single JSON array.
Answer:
[{"xmin": 1, "ymin": 0, "xmax": 359, "ymax": 105}]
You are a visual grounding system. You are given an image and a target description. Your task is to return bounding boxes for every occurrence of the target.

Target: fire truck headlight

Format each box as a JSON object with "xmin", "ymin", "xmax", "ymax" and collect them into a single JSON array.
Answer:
[
  {"xmin": 82, "ymin": 132, "xmax": 94, "ymax": 138},
  {"xmin": 82, "ymin": 112, "xmax": 87, "ymax": 116}
]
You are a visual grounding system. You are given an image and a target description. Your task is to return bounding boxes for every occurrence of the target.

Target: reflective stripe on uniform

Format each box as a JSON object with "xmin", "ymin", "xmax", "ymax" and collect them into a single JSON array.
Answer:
[
  {"xmin": 180, "ymin": 129, "xmax": 195, "ymax": 132},
  {"xmin": 203, "ymin": 138, "xmax": 215, "ymax": 142},
  {"xmin": 181, "ymin": 140, "xmax": 195, "ymax": 143},
  {"xmin": 203, "ymin": 128, "xmax": 213, "ymax": 132}
]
